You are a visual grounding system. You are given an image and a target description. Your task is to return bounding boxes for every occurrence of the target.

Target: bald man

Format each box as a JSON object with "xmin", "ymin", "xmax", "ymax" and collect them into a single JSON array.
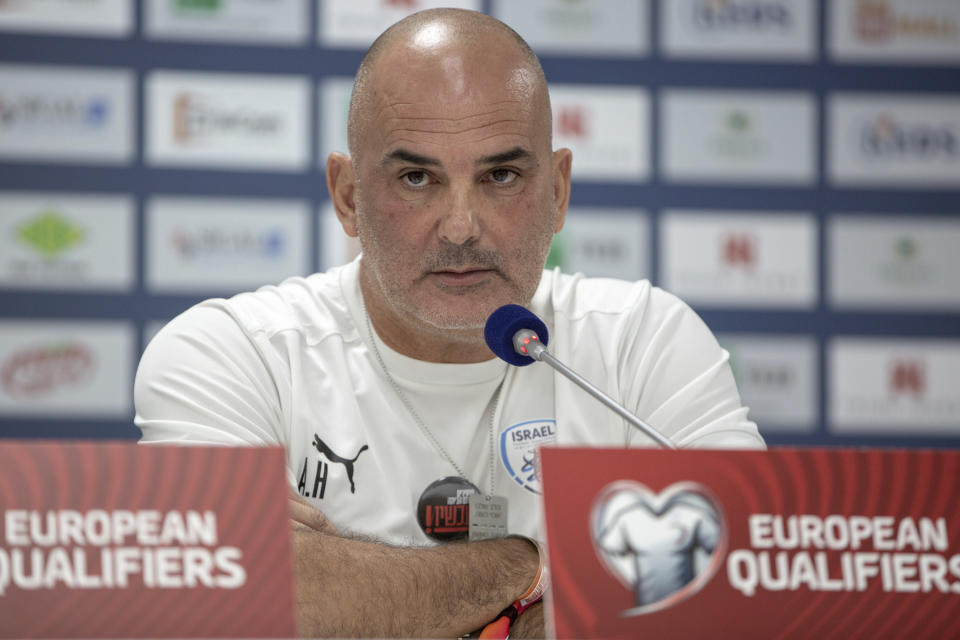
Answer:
[{"xmin": 136, "ymin": 8, "xmax": 764, "ymax": 637}]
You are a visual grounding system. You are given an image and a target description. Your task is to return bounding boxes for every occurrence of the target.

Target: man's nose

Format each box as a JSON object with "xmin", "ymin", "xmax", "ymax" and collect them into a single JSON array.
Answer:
[{"xmin": 437, "ymin": 187, "xmax": 482, "ymax": 246}]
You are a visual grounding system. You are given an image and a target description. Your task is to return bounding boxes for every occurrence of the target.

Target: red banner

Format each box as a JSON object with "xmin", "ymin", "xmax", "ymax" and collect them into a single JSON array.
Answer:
[
  {"xmin": 0, "ymin": 442, "xmax": 295, "ymax": 638},
  {"xmin": 540, "ymin": 447, "xmax": 960, "ymax": 639}
]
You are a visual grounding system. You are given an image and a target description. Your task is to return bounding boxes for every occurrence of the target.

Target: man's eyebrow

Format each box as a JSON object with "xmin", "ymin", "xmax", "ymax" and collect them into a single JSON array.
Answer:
[
  {"xmin": 381, "ymin": 149, "xmax": 441, "ymax": 167},
  {"xmin": 478, "ymin": 147, "xmax": 536, "ymax": 166},
  {"xmin": 380, "ymin": 146, "xmax": 537, "ymax": 168}
]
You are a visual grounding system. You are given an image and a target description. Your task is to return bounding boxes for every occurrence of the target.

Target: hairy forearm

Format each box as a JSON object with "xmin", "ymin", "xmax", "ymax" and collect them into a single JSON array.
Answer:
[{"xmin": 289, "ymin": 497, "xmax": 539, "ymax": 638}]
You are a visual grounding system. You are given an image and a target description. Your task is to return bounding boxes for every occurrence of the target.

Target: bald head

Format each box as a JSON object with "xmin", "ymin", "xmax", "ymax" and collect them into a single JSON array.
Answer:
[
  {"xmin": 346, "ymin": 8, "xmax": 550, "ymax": 160},
  {"xmin": 325, "ymin": 9, "xmax": 572, "ymax": 357}
]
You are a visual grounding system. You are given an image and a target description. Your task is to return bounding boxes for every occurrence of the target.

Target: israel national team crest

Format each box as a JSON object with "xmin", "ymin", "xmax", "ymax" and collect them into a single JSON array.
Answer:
[{"xmin": 499, "ymin": 419, "xmax": 558, "ymax": 494}]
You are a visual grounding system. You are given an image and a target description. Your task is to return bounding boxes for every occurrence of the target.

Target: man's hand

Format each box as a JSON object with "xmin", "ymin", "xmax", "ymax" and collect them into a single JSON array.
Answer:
[
  {"xmin": 289, "ymin": 492, "xmax": 339, "ymax": 535},
  {"xmin": 289, "ymin": 495, "xmax": 540, "ymax": 638},
  {"xmin": 510, "ymin": 601, "xmax": 545, "ymax": 639}
]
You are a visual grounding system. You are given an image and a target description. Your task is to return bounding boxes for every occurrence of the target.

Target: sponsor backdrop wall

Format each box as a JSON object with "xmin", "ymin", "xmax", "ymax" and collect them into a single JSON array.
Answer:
[{"xmin": 0, "ymin": 0, "xmax": 958, "ymax": 447}]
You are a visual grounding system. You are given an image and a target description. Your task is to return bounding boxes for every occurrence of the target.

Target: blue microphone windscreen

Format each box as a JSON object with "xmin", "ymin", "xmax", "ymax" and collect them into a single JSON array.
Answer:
[{"xmin": 484, "ymin": 304, "xmax": 549, "ymax": 367}]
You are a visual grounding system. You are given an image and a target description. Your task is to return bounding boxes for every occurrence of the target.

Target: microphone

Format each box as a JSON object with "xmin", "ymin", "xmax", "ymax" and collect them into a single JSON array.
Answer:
[{"xmin": 485, "ymin": 304, "xmax": 676, "ymax": 449}]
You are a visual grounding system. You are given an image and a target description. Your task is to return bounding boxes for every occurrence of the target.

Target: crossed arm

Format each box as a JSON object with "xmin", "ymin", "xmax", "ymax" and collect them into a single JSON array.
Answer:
[{"xmin": 288, "ymin": 494, "xmax": 544, "ymax": 638}]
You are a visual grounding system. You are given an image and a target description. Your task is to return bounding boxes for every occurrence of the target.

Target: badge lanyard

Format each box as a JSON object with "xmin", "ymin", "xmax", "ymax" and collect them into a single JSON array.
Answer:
[{"xmin": 364, "ymin": 306, "xmax": 509, "ymax": 542}]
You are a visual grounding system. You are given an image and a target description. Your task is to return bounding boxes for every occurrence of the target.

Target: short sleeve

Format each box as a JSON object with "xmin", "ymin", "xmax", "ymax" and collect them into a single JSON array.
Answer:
[
  {"xmin": 134, "ymin": 303, "xmax": 286, "ymax": 447},
  {"xmin": 620, "ymin": 288, "xmax": 765, "ymax": 449}
]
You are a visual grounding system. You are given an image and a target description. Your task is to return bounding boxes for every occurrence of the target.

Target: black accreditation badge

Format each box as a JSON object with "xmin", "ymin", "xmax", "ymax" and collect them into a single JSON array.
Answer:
[{"xmin": 417, "ymin": 476, "xmax": 478, "ymax": 542}]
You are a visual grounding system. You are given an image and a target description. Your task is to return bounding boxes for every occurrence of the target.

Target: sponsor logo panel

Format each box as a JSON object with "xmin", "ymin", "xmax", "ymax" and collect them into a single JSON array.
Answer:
[
  {"xmin": 145, "ymin": 0, "xmax": 308, "ymax": 45},
  {"xmin": 550, "ymin": 85, "xmax": 650, "ymax": 182},
  {"xmin": 718, "ymin": 333, "xmax": 818, "ymax": 432},
  {"xmin": 828, "ymin": 93, "xmax": 960, "ymax": 187},
  {"xmin": 319, "ymin": 203, "xmax": 361, "ymax": 271},
  {"xmin": 546, "ymin": 208, "xmax": 649, "ymax": 281},
  {"xmin": 0, "ymin": 0, "xmax": 132, "ymax": 36},
  {"xmin": 829, "ymin": 338, "xmax": 960, "ymax": 433},
  {"xmin": 0, "ymin": 64, "xmax": 133, "ymax": 164},
  {"xmin": 146, "ymin": 196, "xmax": 310, "ymax": 293},
  {"xmin": 542, "ymin": 447, "xmax": 960, "ymax": 638},
  {"xmin": 318, "ymin": 77, "xmax": 354, "ymax": 167},
  {"xmin": 0, "ymin": 192, "xmax": 134, "ymax": 291},
  {"xmin": 661, "ymin": 0, "xmax": 816, "ymax": 61},
  {"xmin": 829, "ymin": 0, "xmax": 960, "ymax": 64},
  {"xmin": 492, "ymin": 0, "xmax": 649, "ymax": 56},
  {"xmin": 661, "ymin": 89, "xmax": 816, "ymax": 184},
  {"xmin": 319, "ymin": 0, "xmax": 481, "ymax": 48},
  {"xmin": 0, "ymin": 321, "xmax": 133, "ymax": 417},
  {"xmin": 829, "ymin": 215, "xmax": 960, "ymax": 310},
  {"xmin": 660, "ymin": 210, "xmax": 817, "ymax": 308},
  {"xmin": 146, "ymin": 70, "xmax": 310, "ymax": 171}
]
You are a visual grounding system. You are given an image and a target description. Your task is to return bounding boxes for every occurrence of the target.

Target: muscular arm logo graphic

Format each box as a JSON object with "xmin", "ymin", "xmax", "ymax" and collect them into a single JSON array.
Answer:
[{"xmin": 597, "ymin": 493, "xmax": 720, "ymax": 607}]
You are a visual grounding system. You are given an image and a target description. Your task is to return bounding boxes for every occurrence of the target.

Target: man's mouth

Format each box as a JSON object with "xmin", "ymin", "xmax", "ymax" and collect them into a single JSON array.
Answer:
[{"xmin": 429, "ymin": 267, "xmax": 495, "ymax": 287}]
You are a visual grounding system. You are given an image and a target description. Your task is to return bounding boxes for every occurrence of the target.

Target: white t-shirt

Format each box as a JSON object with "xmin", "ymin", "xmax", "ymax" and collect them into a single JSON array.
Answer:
[{"xmin": 135, "ymin": 258, "xmax": 764, "ymax": 544}]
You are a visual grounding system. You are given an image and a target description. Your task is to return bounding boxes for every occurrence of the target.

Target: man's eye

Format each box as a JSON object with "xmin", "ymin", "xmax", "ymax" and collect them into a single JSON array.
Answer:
[
  {"xmin": 401, "ymin": 171, "xmax": 429, "ymax": 187},
  {"xmin": 489, "ymin": 169, "xmax": 518, "ymax": 184}
]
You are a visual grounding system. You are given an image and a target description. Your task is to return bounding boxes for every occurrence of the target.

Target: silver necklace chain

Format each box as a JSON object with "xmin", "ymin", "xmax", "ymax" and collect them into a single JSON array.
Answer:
[{"xmin": 363, "ymin": 307, "xmax": 501, "ymax": 497}]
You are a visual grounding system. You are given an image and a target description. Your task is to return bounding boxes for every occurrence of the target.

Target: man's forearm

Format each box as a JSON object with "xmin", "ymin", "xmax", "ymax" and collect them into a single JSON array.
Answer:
[{"xmin": 292, "ymin": 526, "xmax": 538, "ymax": 638}]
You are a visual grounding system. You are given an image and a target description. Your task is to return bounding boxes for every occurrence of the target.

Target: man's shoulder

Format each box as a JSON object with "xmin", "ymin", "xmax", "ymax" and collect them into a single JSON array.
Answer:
[
  {"xmin": 535, "ymin": 268, "xmax": 682, "ymax": 319},
  {"xmin": 194, "ymin": 261, "xmax": 358, "ymax": 344}
]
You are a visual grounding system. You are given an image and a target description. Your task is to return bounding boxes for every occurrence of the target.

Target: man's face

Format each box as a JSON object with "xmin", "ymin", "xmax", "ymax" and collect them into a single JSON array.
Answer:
[{"xmin": 348, "ymin": 41, "xmax": 570, "ymax": 335}]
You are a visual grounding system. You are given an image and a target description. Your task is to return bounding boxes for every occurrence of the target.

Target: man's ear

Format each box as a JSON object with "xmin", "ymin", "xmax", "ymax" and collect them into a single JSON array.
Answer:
[
  {"xmin": 326, "ymin": 152, "xmax": 358, "ymax": 237},
  {"xmin": 552, "ymin": 148, "xmax": 572, "ymax": 233}
]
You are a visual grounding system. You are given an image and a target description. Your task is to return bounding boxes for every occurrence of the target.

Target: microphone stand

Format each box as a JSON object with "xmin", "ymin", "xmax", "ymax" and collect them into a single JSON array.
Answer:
[{"xmin": 513, "ymin": 330, "xmax": 677, "ymax": 450}]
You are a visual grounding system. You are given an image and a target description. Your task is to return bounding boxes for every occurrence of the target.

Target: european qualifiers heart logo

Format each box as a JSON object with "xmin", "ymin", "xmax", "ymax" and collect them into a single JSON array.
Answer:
[{"xmin": 589, "ymin": 480, "xmax": 728, "ymax": 616}]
